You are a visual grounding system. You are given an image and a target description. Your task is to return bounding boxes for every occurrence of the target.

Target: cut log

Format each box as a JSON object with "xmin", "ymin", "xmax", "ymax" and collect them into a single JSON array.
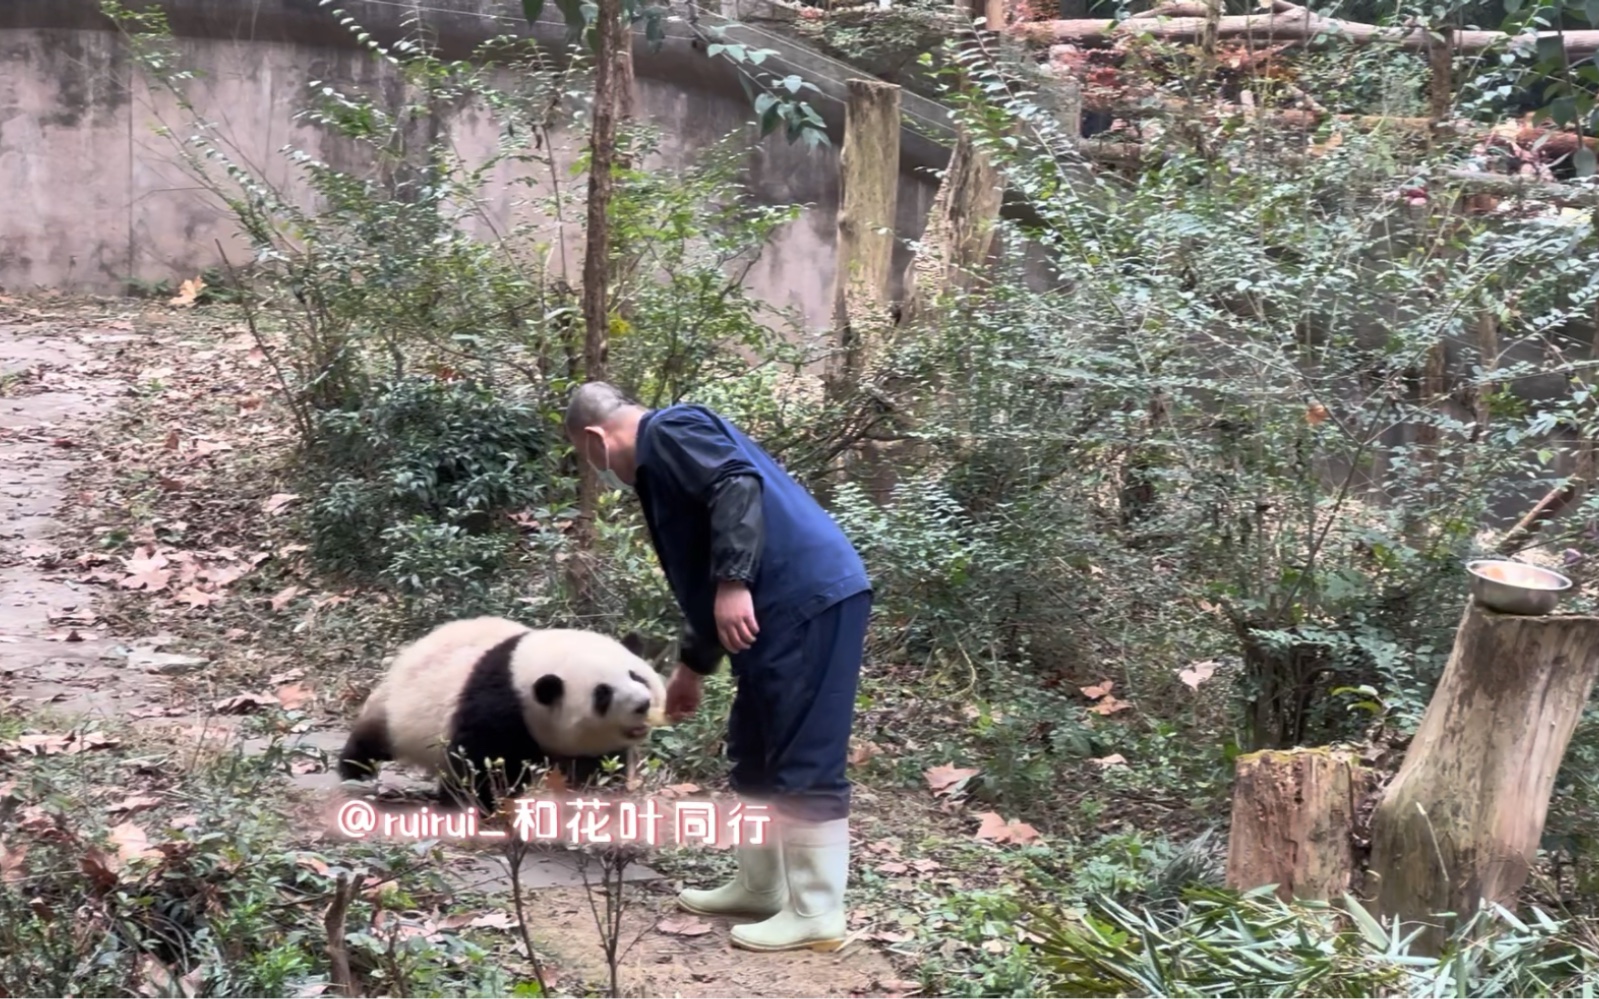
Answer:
[
  {"xmin": 1224, "ymin": 747, "xmax": 1366, "ymax": 902},
  {"xmin": 1368, "ymin": 601, "xmax": 1599, "ymax": 954},
  {"xmin": 1015, "ymin": 3, "xmax": 1599, "ymax": 58}
]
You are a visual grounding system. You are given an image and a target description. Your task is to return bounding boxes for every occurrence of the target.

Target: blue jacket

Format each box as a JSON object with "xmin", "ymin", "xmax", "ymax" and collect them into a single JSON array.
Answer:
[{"xmin": 633, "ymin": 403, "xmax": 870, "ymax": 673}]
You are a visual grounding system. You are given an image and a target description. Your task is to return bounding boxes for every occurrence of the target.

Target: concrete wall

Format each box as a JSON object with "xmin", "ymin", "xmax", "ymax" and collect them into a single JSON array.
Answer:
[{"xmin": 0, "ymin": 0, "xmax": 970, "ymax": 332}]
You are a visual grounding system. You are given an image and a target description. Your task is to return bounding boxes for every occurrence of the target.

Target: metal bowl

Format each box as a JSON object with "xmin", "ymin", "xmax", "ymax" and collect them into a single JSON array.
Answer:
[{"xmin": 1466, "ymin": 559, "xmax": 1572, "ymax": 616}]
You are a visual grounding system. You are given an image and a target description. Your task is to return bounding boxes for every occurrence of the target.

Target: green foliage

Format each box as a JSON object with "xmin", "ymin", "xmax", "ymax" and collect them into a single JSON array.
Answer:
[
  {"xmin": 300, "ymin": 374, "xmax": 555, "ymax": 585},
  {"xmin": 1030, "ymin": 888, "xmax": 1599, "ymax": 997},
  {"xmin": 0, "ymin": 724, "xmax": 516, "ymax": 998}
]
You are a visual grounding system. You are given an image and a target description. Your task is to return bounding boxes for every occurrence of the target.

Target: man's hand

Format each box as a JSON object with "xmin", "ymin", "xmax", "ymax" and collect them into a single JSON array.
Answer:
[
  {"xmin": 714, "ymin": 579, "xmax": 759, "ymax": 653},
  {"xmin": 665, "ymin": 663, "xmax": 703, "ymax": 721}
]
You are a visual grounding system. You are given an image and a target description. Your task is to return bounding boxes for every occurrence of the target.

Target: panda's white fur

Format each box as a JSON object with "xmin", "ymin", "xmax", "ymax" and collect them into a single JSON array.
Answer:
[{"xmin": 337, "ymin": 616, "xmax": 668, "ymax": 812}]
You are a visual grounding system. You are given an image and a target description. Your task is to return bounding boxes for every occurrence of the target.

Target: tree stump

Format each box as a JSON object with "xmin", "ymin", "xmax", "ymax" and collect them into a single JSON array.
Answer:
[
  {"xmin": 1368, "ymin": 600, "xmax": 1599, "ymax": 953},
  {"xmin": 1224, "ymin": 747, "xmax": 1366, "ymax": 902}
]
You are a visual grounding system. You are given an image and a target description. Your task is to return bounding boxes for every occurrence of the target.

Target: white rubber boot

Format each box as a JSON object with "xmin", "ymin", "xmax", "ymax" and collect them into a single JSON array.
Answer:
[
  {"xmin": 677, "ymin": 837, "xmax": 787, "ymax": 918},
  {"xmin": 730, "ymin": 818, "xmax": 849, "ymax": 953}
]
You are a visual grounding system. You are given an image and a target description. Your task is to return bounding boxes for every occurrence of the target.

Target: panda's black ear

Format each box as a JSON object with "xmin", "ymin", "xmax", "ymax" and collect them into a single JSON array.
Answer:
[
  {"xmin": 620, "ymin": 632, "xmax": 646, "ymax": 657},
  {"xmin": 532, "ymin": 674, "xmax": 565, "ymax": 707}
]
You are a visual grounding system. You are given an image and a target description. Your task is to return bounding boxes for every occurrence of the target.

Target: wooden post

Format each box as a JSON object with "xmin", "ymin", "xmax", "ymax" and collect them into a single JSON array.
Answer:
[
  {"xmin": 826, "ymin": 78, "xmax": 902, "ymax": 494},
  {"xmin": 832, "ymin": 78, "xmax": 902, "ymax": 382},
  {"xmin": 1224, "ymin": 747, "xmax": 1366, "ymax": 902},
  {"xmin": 1368, "ymin": 601, "xmax": 1599, "ymax": 954},
  {"xmin": 899, "ymin": 130, "xmax": 1004, "ymax": 327}
]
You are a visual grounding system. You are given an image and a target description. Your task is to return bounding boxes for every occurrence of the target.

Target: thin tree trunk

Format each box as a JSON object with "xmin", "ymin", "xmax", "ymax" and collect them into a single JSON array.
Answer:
[{"xmin": 571, "ymin": 0, "xmax": 626, "ymax": 616}]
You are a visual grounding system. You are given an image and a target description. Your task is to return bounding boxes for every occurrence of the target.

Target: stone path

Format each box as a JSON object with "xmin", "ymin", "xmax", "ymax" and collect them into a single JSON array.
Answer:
[{"xmin": 0, "ymin": 321, "xmax": 654, "ymax": 894}]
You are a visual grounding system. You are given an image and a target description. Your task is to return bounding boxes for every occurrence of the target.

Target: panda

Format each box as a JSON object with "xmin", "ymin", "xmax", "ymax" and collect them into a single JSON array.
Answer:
[{"xmin": 336, "ymin": 616, "xmax": 670, "ymax": 815}]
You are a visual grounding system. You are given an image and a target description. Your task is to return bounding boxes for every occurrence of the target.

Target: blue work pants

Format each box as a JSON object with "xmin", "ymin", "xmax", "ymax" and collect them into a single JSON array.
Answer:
[{"xmin": 724, "ymin": 589, "xmax": 872, "ymax": 824}]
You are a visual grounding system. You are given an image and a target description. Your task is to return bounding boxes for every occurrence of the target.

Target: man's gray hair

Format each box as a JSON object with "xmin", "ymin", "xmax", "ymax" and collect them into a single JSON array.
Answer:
[{"xmin": 564, "ymin": 381, "xmax": 640, "ymax": 437}]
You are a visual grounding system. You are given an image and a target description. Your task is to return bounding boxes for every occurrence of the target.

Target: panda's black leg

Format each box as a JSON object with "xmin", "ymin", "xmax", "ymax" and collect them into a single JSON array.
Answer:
[{"xmin": 337, "ymin": 715, "xmax": 392, "ymax": 781}]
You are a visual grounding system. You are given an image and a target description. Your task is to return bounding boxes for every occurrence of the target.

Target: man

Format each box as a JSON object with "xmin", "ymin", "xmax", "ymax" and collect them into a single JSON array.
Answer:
[{"xmin": 564, "ymin": 381, "xmax": 872, "ymax": 954}]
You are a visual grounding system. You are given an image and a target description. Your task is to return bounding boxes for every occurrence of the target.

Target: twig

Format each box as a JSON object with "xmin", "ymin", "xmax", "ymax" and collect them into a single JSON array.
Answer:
[
  {"xmin": 214, "ymin": 241, "xmax": 313, "ymax": 441},
  {"xmin": 503, "ymin": 835, "xmax": 551, "ymax": 994},
  {"xmin": 324, "ymin": 873, "xmax": 359, "ymax": 997}
]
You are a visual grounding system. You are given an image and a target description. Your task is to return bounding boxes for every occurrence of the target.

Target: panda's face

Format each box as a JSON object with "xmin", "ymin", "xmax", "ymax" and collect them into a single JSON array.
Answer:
[{"xmin": 530, "ymin": 665, "xmax": 664, "ymax": 756}]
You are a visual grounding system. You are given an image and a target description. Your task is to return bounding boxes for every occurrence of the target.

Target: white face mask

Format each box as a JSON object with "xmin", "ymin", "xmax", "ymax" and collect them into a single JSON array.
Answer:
[
  {"xmin": 588, "ymin": 434, "xmax": 632, "ymax": 493},
  {"xmin": 598, "ymin": 466, "xmax": 630, "ymax": 493}
]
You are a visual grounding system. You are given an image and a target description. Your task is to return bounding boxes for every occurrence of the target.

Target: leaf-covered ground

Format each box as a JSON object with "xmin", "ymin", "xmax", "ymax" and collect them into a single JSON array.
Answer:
[{"xmin": 0, "ymin": 293, "xmax": 1142, "ymax": 997}]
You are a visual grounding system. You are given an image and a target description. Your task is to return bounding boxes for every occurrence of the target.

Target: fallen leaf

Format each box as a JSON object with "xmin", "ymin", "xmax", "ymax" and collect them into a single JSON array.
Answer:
[
  {"xmin": 0, "ymin": 839, "xmax": 28, "ymax": 885},
  {"xmin": 269, "ymin": 585, "xmax": 303, "ymax": 613},
  {"xmin": 1089, "ymin": 695, "xmax": 1133, "ymax": 716},
  {"xmin": 8, "ymin": 731, "xmax": 114, "ymax": 756},
  {"xmin": 924, "ymin": 764, "xmax": 979, "ymax": 797},
  {"xmin": 12, "ymin": 734, "xmax": 71, "ymax": 756},
  {"xmin": 120, "ymin": 548, "xmax": 173, "ymax": 592},
  {"xmin": 269, "ymin": 668, "xmax": 306, "ymax": 685},
  {"xmin": 137, "ymin": 953, "xmax": 198, "ymax": 998},
  {"xmin": 876, "ymin": 861, "xmax": 910, "ymax": 874},
  {"xmin": 110, "ymin": 822, "xmax": 162, "ymax": 865},
  {"xmin": 878, "ymin": 980, "xmax": 924, "ymax": 996},
  {"xmin": 108, "ymin": 795, "xmax": 163, "ymax": 816},
  {"xmin": 849, "ymin": 740, "xmax": 883, "ymax": 766},
  {"xmin": 275, "ymin": 683, "xmax": 311, "ymax": 711},
  {"xmin": 1080, "ymin": 680, "xmax": 1114, "ymax": 700},
  {"xmin": 174, "ymin": 587, "xmax": 221, "ymax": 609},
  {"xmin": 973, "ymin": 811, "xmax": 1044, "ymax": 846},
  {"xmin": 656, "ymin": 916, "xmax": 713, "ymax": 937},
  {"xmin": 1179, "ymin": 660, "xmax": 1218, "ymax": 690},
  {"xmin": 168, "ymin": 276, "xmax": 206, "ymax": 307},
  {"xmin": 872, "ymin": 929, "xmax": 916, "ymax": 943},
  {"xmin": 1091, "ymin": 753, "xmax": 1128, "ymax": 768},
  {"xmin": 200, "ymin": 564, "xmax": 248, "ymax": 588},
  {"xmin": 262, "ymin": 493, "xmax": 300, "ymax": 515},
  {"xmin": 120, "ymin": 566, "xmax": 172, "ymax": 591}
]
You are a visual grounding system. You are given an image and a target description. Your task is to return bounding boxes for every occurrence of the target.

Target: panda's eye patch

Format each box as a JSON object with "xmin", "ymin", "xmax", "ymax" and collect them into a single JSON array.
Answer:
[
  {"xmin": 628, "ymin": 670, "xmax": 648, "ymax": 687},
  {"xmin": 592, "ymin": 682, "xmax": 615, "ymax": 716}
]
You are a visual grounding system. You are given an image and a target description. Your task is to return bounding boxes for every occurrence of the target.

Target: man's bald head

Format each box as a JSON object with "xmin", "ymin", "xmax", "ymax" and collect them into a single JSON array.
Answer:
[{"xmin": 565, "ymin": 382, "xmax": 647, "ymax": 485}]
